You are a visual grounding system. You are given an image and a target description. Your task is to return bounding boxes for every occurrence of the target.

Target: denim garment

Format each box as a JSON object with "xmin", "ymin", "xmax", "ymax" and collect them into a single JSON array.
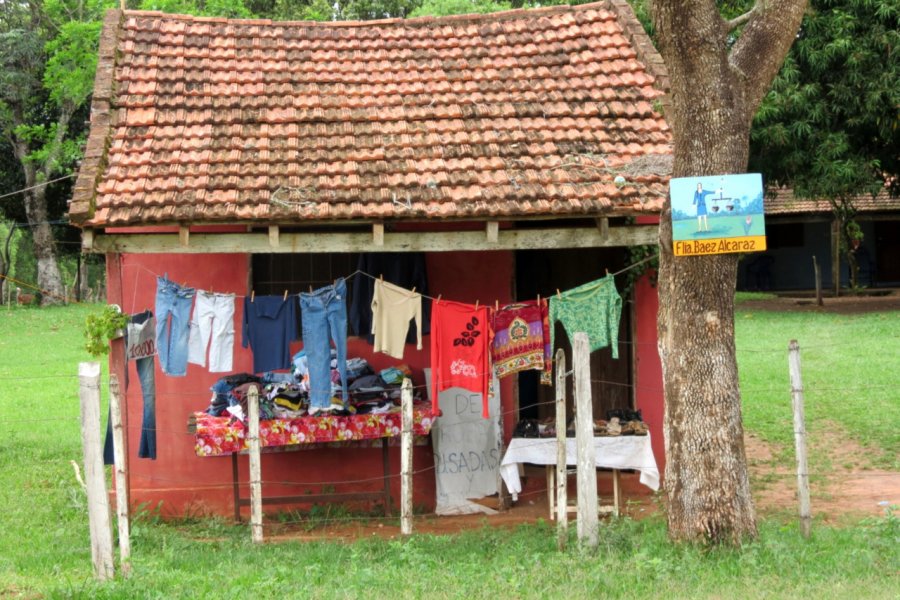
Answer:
[
  {"xmin": 261, "ymin": 371, "xmax": 296, "ymax": 384},
  {"xmin": 104, "ymin": 310, "xmax": 158, "ymax": 463},
  {"xmin": 155, "ymin": 275, "xmax": 195, "ymax": 376},
  {"xmin": 300, "ymin": 278, "xmax": 348, "ymax": 409}
]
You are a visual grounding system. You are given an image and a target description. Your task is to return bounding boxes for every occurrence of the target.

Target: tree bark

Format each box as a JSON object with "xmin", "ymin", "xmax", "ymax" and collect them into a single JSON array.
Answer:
[{"xmin": 651, "ymin": 0, "xmax": 807, "ymax": 544}]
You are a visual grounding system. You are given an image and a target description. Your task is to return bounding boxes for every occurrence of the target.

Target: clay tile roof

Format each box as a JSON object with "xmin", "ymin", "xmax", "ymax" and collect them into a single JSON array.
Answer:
[
  {"xmin": 69, "ymin": 1, "xmax": 672, "ymax": 227},
  {"xmin": 766, "ymin": 187, "xmax": 900, "ymax": 216}
]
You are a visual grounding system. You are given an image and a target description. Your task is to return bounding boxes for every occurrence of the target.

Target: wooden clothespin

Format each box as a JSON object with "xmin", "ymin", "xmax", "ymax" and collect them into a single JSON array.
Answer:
[
  {"xmin": 537, "ymin": 293, "xmax": 541, "ymax": 305},
  {"xmin": 436, "ymin": 294, "xmax": 442, "ymax": 303},
  {"xmin": 309, "ymin": 284, "xmax": 313, "ymax": 293},
  {"xmin": 251, "ymin": 290, "xmax": 255, "ymax": 303},
  {"xmin": 411, "ymin": 286, "xmax": 416, "ymax": 294},
  {"xmin": 379, "ymin": 273, "xmax": 384, "ymax": 282},
  {"xmin": 283, "ymin": 289, "xmax": 288, "ymax": 300},
  {"xmin": 556, "ymin": 288, "xmax": 562, "ymax": 299},
  {"xmin": 495, "ymin": 299, "xmax": 499, "ymax": 311},
  {"xmin": 605, "ymin": 268, "xmax": 610, "ymax": 276},
  {"xmin": 475, "ymin": 300, "xmax": 479, "ymax": 310}
]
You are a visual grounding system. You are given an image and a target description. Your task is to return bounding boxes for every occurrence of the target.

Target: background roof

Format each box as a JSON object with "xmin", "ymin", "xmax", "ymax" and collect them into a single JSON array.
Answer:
[
  {"xmin": 765, "ymin": 187, "xmax": 900, "ymax": 216},
  {"xmin": 69, "ymin": 2, "xmax": 671, "ymax": 228}
]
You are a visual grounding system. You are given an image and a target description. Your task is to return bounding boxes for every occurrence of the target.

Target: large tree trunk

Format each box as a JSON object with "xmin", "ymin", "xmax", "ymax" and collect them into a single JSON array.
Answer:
[
  {"xmin": 651, "ymin": 0, "xmax": 807, "ymax": 544},
  {"xmin": 22, "ymin": 187, "xmax": 65, "ymax": 305}
]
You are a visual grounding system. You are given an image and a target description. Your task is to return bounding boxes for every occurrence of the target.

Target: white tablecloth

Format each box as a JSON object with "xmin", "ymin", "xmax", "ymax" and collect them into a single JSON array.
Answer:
[{"xmin": 500, "ymin": 435, "xmax": 660, "ymax": 500}]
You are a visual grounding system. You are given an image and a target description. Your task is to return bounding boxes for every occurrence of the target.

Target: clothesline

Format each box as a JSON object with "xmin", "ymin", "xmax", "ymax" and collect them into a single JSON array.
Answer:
[{"xmin": 122, "ymin": 252, "xmax": 657, "ymax": 310}]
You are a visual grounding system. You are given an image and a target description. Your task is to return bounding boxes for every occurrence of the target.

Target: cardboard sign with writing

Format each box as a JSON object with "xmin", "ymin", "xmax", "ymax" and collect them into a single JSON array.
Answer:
[
  {"xmin": 426, "ymin": 370, "xmax": 500, "ymax": 515},
  {"xmin": 670, "ymin": 173, "xmax": 767, "ymax": 257}
]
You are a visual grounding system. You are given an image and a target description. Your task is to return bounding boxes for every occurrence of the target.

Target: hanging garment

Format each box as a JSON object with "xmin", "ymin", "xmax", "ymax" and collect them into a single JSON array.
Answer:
[
  {"xmin": 549, "ymin": 274, "xmax": 623, "ymax": 357},
  {"xmin": 349, "ymin": 252, "xmax": 430, "ymax": 342},
  {"xmin": 105, "ymin": 310, "xmax": 158, "ymax": 464},
  {"xmin": 491, "ymin": 299, "xmax": 552, "ymax": 384},
  {"xmin": 188, "ymin": 291, "xmax": 236, "ymax": 372},
  {"xmin": 242, "ymin": 295, "xmax": 299, "ymax": 373},
  {"xmin": 370, "ymin": 278, "xmax": 423, "ymax": 359},
  {"xmin": 155, "ymin": 275, "xmax": 195, "ymax": 376},
  {"xmin": 430, "ymin": 300, "xmax": 492, "ymax": 418},
  {"xmin": 299, "ymin": 278, "xmax": 349, "ymax": 410}
]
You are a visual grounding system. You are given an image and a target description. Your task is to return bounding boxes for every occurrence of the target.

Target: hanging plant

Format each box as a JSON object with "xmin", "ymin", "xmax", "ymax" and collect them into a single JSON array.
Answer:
[{"xmin": 84, "ymin": 305, "xmax": 129, "ymax": 357}]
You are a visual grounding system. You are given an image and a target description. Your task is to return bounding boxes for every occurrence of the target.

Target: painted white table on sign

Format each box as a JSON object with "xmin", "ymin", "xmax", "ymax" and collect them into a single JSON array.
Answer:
[{"xmin": 499, "ymin": 435, "xmax": 660, "ymax": 517}]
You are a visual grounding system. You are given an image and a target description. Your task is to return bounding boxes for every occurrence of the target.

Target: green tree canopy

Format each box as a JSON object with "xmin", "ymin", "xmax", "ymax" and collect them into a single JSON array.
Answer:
[{"xmin": 749, "ymin": 0, "xmax": 900, "ymax": 200}]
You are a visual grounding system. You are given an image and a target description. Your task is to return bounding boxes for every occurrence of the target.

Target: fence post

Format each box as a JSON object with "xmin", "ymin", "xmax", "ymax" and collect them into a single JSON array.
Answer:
[
  {"xmin": 248, "ymin": 384, "xmax": 263, "ymax": 543},
  {"xmin": 400, "ymin": 378, "xmax": 414, "ymax": 535},
  {"xmin": 788, "ymin": 340, "xmax": 812, "ymax": 538},
  {"xmin": 554, "ymin": 348, "xmax": 568, "ymax": 550},
  {"xmin": 573, "ymin": 332, "xmax": 598, "ymax": 549},
  {"xmin": 108, "ymin": 374, "xmax": 131, "ymax": 576},
  {"xmin": 78, "ymin": 362, "xmax": 115, "ymax": 580},
  {"xmin": 812, "ymin": 256, "xmax": 823, "ymax": 307}
]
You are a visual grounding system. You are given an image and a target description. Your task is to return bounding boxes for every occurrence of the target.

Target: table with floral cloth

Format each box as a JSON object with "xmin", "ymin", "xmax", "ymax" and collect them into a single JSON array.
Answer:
[
  {"xmin": 190, "ymin": 405, "xmax": 436, "ymax": 521},
  {"xmin": 192, "ymin": 406, "xmax": 435, "ymax": 457}
]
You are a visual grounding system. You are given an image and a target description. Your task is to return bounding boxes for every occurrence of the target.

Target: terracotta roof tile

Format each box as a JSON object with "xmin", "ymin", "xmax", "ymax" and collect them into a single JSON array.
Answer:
[
  {"xmin": 71, "ymin": 2, "xmax": 671, "ymax": 227},
  {"xmin": 765, "ymin": 187, "xmax": 900, "ymax": 215}
]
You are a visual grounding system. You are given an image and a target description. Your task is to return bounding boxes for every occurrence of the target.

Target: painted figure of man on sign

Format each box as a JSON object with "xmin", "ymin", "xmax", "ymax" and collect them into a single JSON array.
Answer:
[{"xmin": 693, "ymin": 182, "xmax": 717, "ymax": 232}]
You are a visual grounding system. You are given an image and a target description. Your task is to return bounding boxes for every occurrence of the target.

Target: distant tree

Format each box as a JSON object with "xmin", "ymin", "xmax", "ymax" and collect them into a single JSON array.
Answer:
[
  {"xmin": 0, "ymin": 0, "xmax": 110, "ymax": 304},
  {"xmin": 409, "ymin": 0, "xmax": 510, "ymax": 17},
  {"xmin": 749, "ymin": 0, "xmax": 900, "ymax": 290}
]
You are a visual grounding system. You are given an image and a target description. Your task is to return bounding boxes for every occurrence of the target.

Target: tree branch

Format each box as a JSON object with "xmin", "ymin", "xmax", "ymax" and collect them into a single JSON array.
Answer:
[
  {"xmin": 725, "ymin": 6, "xmax": 757, "ymax": 32},
  {"xmin": 729, "ymin": 0, "xmax": 808, "ymax": 117}
]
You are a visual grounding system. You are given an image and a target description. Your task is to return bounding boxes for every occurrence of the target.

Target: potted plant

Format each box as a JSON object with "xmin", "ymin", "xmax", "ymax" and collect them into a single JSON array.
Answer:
[{"xmin": 84, "ymin": 304, "xmax": 129, "ymax": 356}]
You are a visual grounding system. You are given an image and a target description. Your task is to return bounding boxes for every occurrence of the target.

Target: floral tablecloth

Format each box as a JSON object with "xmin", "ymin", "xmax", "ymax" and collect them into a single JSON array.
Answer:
[{"xmin": 192, "ymin": 407, "xmax": 434, "ymax": 457}]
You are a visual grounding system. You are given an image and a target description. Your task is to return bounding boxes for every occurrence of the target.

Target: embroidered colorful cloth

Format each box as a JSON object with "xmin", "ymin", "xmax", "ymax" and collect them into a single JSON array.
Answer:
[
  {"xmin": 549, "ymin": 274, "xmax": 623, "ymax": 357},
  {"xmin": 430, "ymin": 300, "xmax": 492, "ymax": 418},
  {"xmin": 191, "ymin": 407, "xmax": 434, "ymax": 457},
  {"xmin": 491, "ymin": 300, "xmax": 552, "ymax": 384}
]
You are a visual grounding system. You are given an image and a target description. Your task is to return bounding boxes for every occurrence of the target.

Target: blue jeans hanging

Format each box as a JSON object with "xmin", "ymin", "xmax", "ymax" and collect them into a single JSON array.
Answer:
[
  {"xmin": 155, "ymin": 275, "xmax": 195, "ymax": 376},
  {"xmin": 300, "ymin": 278, "xmax": 348, "ymax": 409}
]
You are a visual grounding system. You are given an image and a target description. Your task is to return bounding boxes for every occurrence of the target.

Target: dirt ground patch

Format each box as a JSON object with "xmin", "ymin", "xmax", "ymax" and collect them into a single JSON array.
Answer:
[
  {"xmin": 744, "ymin": 430, "xmax": 898, "ymax": 524},
  {"xmin": 739, "ymin": 290, "xmax": 900, "ymax": 314}
]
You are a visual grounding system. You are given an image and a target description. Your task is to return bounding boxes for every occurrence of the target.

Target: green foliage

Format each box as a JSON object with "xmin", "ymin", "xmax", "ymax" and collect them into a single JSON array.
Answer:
[
  {"xmin": 83, "ymin": 303, "xmax": 128, "ymax": 355},
  {"xmin": 409, "ymin": 0, "xmax": 511, "ymax": 18},
  {"xmin": 750, "ymin": 0, "xmax": 900, "ymax": 200},
  {"xmin": 44, "ymin": 20, "xmax": 103, "ymax": 107},
  {"xmin": 137, "ymin": 0, "xmax": 254, "ymax": 17}
]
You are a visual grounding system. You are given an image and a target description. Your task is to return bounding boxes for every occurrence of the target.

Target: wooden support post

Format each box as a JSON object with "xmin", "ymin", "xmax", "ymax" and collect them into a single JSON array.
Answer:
[
  {"xmin": 78, "ymin": 362, "xmax": 115, "ymax": 581},
  {"xmin": 108, "ymin": 375, "xmax": 131, "ymax": 576},
  {"xmin": 813, "ymin": 255, "xmax": 823, "ymax": 307},
  {"xmin": 268, "ymin": 225, "xmax": 280, "ymax": 248},
  {"xmin": 830, "ymin": 219, "xmax": 840, "ymax": 297},
  {"xmin": 178, "ymin": 225, "xmax": 190, "ymax": 247},
  {"xmin": 595, "ymin": 217, "xmax": 610, "ymax": 238},
  {"xmin": 400, "ymin": 378, "xmax": 414, "ymax": 536},
  {"xmin": 573, "ymin": 332, "xmax": 598, "ymax": 549},
  {"xmin": 486, "ymin": 221, "xmax": 499, "ymax": 243},
  {"xmin": 82, "ymin": 229, "xmax": 94, "ymax": 252},
  {"xmin": 373, "ymin": 223, "xmax": 384, "ymax": 246},
  {"xmin": 247, "ymin": 384, "xmax": 263, "ymax": 543},
  {"xmin": 788, "ymin": 340, "xmax": 812, "ymax": 538},
  {"xmin": 554, "ymin": 348, "xmax": 568, "ymax": 550}
]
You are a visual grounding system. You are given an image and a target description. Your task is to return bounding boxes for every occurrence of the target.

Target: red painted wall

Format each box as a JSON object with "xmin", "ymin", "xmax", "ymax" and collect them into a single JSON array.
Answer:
[{"xmin": 108, "ymin": 249, "xmax": 515, "ymax": 517}]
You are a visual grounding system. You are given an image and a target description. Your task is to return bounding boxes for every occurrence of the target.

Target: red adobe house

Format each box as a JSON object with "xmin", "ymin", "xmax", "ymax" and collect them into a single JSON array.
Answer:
[{"xmin": 69, "ymin": 1, "xmax": 671, "ymax": 518}]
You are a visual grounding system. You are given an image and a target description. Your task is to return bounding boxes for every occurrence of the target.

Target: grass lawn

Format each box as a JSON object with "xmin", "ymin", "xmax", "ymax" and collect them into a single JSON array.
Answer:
[
  {"xmin": 0, "ymin": 302, "xmax": 897, "ymax": 598},
  {"xmin": 735, "ymin": 296, "xmax": 900, "ymax": 470}
]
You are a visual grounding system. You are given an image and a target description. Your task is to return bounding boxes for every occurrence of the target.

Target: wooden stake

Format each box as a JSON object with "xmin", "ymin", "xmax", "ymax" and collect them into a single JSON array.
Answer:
[
  {"xmin": 554, "ymin": 348, "xmax": 568, "ymax": 550},
  {"xmin": 78, "ymin": 362, "xmax": 115, "ymax": 580},
  {"xmin": 788, "ymin": 340, "xmax": 812, "ymax": 538},
  {"xmin": 108, "ymin": 374, "xmax": 131, "ymax": 577},
  {"xmin": 248, "ymin": 384, "xmax": 263, "ymax": 543},
  {"xmin": 813, "ymin": 255, "xmax": 823, "ymax": 307},
  {"xmin": 400, "ymin": 378, "xmax": 414, "ymax": 536},
  {"xmin": 573, "ymin": 332, "xmax": 598, "ymax": 549}
]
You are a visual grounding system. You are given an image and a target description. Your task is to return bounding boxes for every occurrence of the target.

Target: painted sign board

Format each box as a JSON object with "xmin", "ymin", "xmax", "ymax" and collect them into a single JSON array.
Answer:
[{"xmin": 670, "ymin": 173, "xmax": 767, "ymax": 257}]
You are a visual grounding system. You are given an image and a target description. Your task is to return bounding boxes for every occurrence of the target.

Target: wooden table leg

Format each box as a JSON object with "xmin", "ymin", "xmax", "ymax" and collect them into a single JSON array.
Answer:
[{"xmin": 612, "ymin": 469, "xmax": 620, "ymax": 518}]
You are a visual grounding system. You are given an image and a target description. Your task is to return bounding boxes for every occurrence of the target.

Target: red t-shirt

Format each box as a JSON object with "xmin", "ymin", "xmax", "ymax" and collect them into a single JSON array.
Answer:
[{"xmin": 430, "ymin": 300, "xmax": 492, "ymax": 418}]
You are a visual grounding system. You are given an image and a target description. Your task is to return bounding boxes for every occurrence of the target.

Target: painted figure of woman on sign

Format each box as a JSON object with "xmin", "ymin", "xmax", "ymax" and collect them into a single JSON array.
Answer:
[{"xmin": 693, "ymin": 182, "xmax": 716, "ymax": 232}]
